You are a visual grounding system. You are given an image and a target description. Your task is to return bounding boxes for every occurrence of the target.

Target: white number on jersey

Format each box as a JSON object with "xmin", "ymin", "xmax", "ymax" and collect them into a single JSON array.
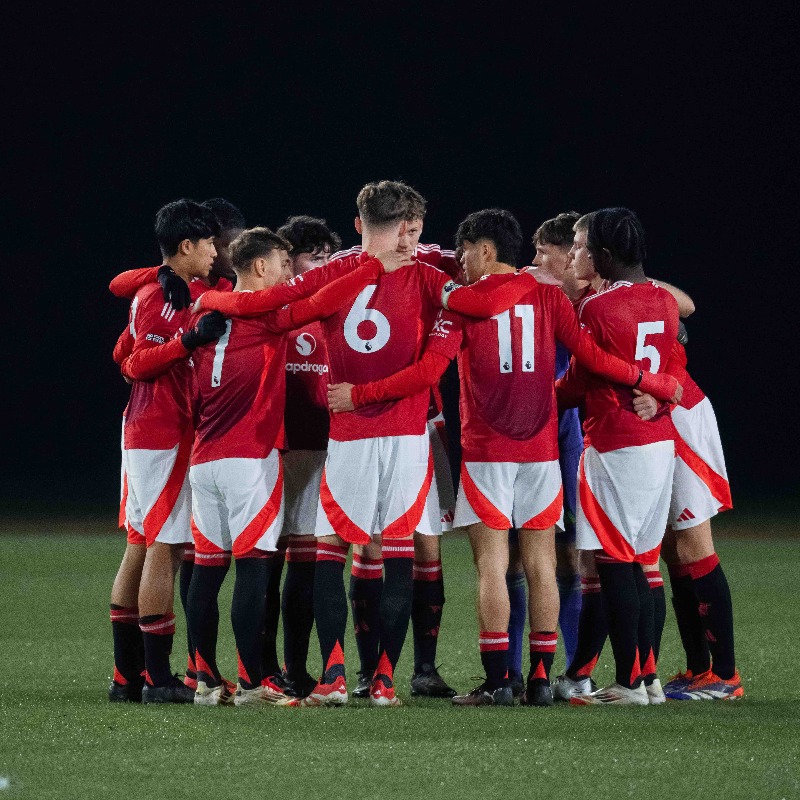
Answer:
[
  {"xmin": 210, "ymin": 320, "xmax": 233, "ymax": 387},
  {"xmin": 635, "ymin": 321, "xmax": 665, "ymax": 373},
  {"xmin": 344, "ymin": 286, "xmax": 390, "ymax": 354},
  {"xmin": 491, "ymin": 305, "xmax": 535, "ymax": 374}
]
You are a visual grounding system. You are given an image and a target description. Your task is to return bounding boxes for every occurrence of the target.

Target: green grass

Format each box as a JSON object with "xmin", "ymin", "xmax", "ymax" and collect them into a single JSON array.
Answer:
[{"xmin": 1, "ymin": 525, "xmax": 799, "ymax": 800}]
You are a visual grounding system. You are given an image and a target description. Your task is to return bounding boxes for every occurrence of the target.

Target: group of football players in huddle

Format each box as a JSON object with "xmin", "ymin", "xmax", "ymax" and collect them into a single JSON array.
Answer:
[{"xmin": 107, "ymin": 180, "xmax": 742, "ymax": 709}]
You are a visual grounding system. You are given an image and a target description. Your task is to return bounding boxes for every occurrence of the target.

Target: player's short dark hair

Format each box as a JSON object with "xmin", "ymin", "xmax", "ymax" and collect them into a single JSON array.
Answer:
[
  {"xmin": 455, "ymin": 208, "xmax": 523, "ymax": 267},
  {"xmin": 356, "ymin": 180, "xmax": 427, "ymax": 226},
  {"xmin": 202, "ymin": 198, "xmax": 247, "ymax": 232},
  {"xmin": 155, "ymin": 199, "xmax": 221, "ymax": 258},
  {"xmin": 230, "ymin": 227, "xmax": 291, "ymax": 274},
  {"xmin": 576, "ymin": 208, "xmax": 646, "ymax": 267},
  {"xmin": 533, "ymin": 211, "xmax": 581, "ymax": 248},
  {"xmin": 277, "ymin": 215, "xmax": 342, "ymax": 255}
]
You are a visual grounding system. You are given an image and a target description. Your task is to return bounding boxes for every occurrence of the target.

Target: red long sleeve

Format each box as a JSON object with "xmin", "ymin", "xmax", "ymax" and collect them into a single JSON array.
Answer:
[
  {"xmin": 196, "ymin": 282, "xmax": 306, "ymax": 317},
  {"xmin": 121, "ymin": 337, "xmax": 190, "ymax": 381},
  {"xmin": 555, "ymin": 360, "xmax": 590, "ymax": 411},
  {"xmin": 352, "ymin": 351, "xmax": 452, "ymax": 407},
  {"xmin": 109, "ymin": 266, "xmax": 160, "ymax": 298},
  {"xmin": 445, "ymin": 271, "xmax": 540, "ymax": 318},
  {"xmin": 113, "ymin": 328, "xmax": 134, "ymax": 365}
]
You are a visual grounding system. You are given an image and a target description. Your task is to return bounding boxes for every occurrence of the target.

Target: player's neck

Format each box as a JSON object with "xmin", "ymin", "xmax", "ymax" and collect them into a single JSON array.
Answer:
[
  {"xmin": 602, "ymin": 264, "xmax": 647, "ymax": 284},
  {"xmin": 235, "ymin": 275, "xmax": 267, "ymax": 293},
  {"xmin": 484, "ymin": 261, "xmax": 516, "ymax": 276},
  {"xmin": 163, "ymin": 257, "xmax": 193, "ymax": 285},
  {"xmin": 361, "ymin": 231, "xmax": 400, "ymax": 256}
]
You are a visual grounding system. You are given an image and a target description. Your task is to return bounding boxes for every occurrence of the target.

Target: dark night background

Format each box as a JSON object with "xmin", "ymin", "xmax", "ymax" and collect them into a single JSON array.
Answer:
[{"xmin": 3, "ymin": 3, "xmax": 798, "ymax": 519}]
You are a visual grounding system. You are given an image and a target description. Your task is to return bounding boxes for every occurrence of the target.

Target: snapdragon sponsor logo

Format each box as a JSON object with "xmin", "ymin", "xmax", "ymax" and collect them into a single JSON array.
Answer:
[
  {"xmin": 286, "ymin": 362, "xmax": 329, "ymax": 375},
  {"xmin": 295, "ymin": 332, "xmax": 317, "ymax": 356}
]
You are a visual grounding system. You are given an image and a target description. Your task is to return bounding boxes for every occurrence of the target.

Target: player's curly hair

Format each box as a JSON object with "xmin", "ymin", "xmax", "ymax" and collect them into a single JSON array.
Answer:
[
  {"xmin": 230, "ymin": 227, "xmax": 291, "ymax": 273},
  {"xmin": 202, "ymin": 198, "xmax": 247, "ymax": 232},
  {"xmin": 277, "ymin": 215, "xmax": 342, "ymax": 255},
  {"xmin": 357, "ymin": 180, "xmax": 427, "ymax": 226},
  {"xmin": 533, "ymin": 211, "xmax": 581, "ymax": 248},
  {"xmin": 455, "ymin": 208, "xmax": 523, "ymax": 267},
  {"xmin": 155, "ymin": 199, "xmax": 221, "ymax": 257},
  {"xmin": 576, "ymin": 208, "xmax": 646, "ymax": 268}
]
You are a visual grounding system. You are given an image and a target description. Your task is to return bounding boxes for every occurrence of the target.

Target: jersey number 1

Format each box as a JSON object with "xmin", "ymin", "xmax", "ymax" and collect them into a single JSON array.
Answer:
[
  {"xmin": 210, "ymin": 320, "xmax": 233, "ymax": 387},
  {"xmin": 492, "ymin": 305, "xmax": 534, "ymax": 373}
]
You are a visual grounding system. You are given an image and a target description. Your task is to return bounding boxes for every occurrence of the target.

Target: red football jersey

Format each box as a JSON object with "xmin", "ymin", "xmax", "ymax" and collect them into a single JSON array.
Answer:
[
  {"xmin": 122, "ymin": 284, "xmax": 195, "ymax": 450},
  {"xmin": 284, "ymin": 320, "xmax": 330, "ymax": 450},
  {"xmin": 332, "ymin": 243, "xmax": 463, "ymax": 282},
  {"xmin": 666, "ymin": 340, "xmax": 705, "ymax": 410},
  {"xmin": 560, "ymin": 281, "xmax": 680, "ymax": 452}
]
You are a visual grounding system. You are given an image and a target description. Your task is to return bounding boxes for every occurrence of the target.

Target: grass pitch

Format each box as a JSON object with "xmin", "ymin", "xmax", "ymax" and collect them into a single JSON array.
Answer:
[{"xmin": 0, "ymin": 519, "xmax": 798, "ymax": 800}]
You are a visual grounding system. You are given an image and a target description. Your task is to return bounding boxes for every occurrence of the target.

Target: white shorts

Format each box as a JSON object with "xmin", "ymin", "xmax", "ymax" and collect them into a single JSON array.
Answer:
[
  {"xmin": 122, "ymin": 426, "xmax": 193, "ymax": 547},
  {"xmin": 429, "ymin": 414, "xmax": 456, "ymax": 531},
  {"xmin": 576, "ymin": 441, "xmax": 675, "ymax": 561},
  {"xmin": 454, "ymin": 460, "xmax": 564, "ymax": 531},
  {"xmin": 189, "ymin": 450, "xmax": 284, "ymax": 558},
  {"xmin": 669, "ymin": 398, "xmax": 732, "ymax": 530},
  {"xmin": 282, "ymin": 449, "xmax": 326, "ymax": 537},
  {"xmin": 316, "ymin": 433, "xmax": 440, "ymax": 544}
]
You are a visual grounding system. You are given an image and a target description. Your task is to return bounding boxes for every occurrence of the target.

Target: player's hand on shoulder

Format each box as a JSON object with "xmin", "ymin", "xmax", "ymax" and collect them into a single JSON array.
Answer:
[
  {"xmin": 520, "ymin": 266, "xmax": 563, "ymax": 286},
  {"xmin": 327, "ymin": 383, "xmax": 355, "ymax": 413},
  {"xmin": 157, "ymin": 265, "xmax": 191, "ymax": 310},
  {"xmin": 374, "ymin": 250, "xmax": 415, "ymax": 274},
  {"xmin": 181, "ymin": 311, "xmax": 228, "ymax": 350}
]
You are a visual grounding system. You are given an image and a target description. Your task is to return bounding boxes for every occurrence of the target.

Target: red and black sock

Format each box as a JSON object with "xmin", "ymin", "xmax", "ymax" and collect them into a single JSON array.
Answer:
[
  {"xmin": 314, "ymin": 543, "xmax": 349, "ymax": 681},
  {"xmin": 479, "ymin": 631, "xmax": 509, "ymax": 689},
  {"xmin": 633, "ymin": 563, "xmax": 657, "ymax": 685},
  {"xmin": 689, "ymin": 554, "xmax": 736, "ymax": 679},
  {"xmin": 667, "ymin": 564, "xmax": 710, "ymax": 675},
  {"xmin": 110, "ymin": 605, "xmax": 143, "ymax": 685},
  {"xmin": 349, "ymin": 552, "xmax": 383, "ymax": 677},
  {"xmin": 179, "ymin": 545, "xmax": 195, "ymax": 674},
  {"xmin": 566, "ymin": 575, "xmax": 607, "ymax": 681},
  {"xmin": 644, "ymin": 565, "xmax": 666, "ymax": 662},
  {"xmin": 231, "ymin": 554, "xmax": 270, "ymax": 689},
  {"xmin": 281, "ymin": 540, "xmax": 316, "ymax": 681},
  {"xmin": 139, "ymin": 612, "xmax": 176, "ymax": 687},
  {"xmin": 379, "ymin": 542, "xmax": 415, "ymax": 672},
  {"xmin": 528, "ymin": 631, "xmax": 558, "ymax": 684},
  {"xmin": 261, "ymin": 544, "xmax": 286, "ymax": 679},
  {"xmin": 596, "ymin": 558, "xmax": 641, "ymax": 689},
  {"xmin": 186, "ymin": 555, "xmax": 230, "ymax": 684},
  {"xmin": 412, "ymin": 559, "xmax": 444, "ymax": 672}
]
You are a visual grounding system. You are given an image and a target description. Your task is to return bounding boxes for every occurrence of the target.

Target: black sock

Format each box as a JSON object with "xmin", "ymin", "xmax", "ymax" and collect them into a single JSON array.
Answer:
[
  {"xmin": 179, "ymin": 546, "xmax": 195, "ymax": 672},
  {"xmin": 528, "ymin": 631, "xmax": 558, "ymax": 684},
  {"xmin": 668, "ymin": 567, "xmax": 710, "ymax": 675},
  {"xmin": 643, "ymin": 566, "xmax": 667, "ymax": 663},
  {"xmin": 691, "ymin": 556, "xmax": 736, "ymax": 679},
  {"xmin": 566, "ymin": 577, "xmax": 608, "ymax": 680},
  {"xmin": 379, "ymin": 543, "xmax": 415, "ymax": 671},
  {"xmin": 479, "ymin": 631, "xmax": 510, "ymax": 689},
  {"xmin": 231, "ymin": 557, "xmax": 268, "ymax": 689},
  {"xmin": 412, "ymin": 560, "xmax": 444, "ymax": 672},
  {"xmin": 314, "ymin": 543, "xmax": 349, "ymax": 680},
  {"xmin": 261, "ymin": 551, "xmax": 285, "ymax": 678},
  {"xmin": 110, "ymin": 605, "xmax": 143, "ymax": 684},
  {"xmin": 633, "ymin": 564, "xmax": 656, "ymax": 683},
  {"xmin": 186, "ymin": 561, "xmax": 229, "ymax": 683},
  {"xmin": 282, "ymin": 544, "xmax": 316, "ymax": 681},
  {"xmin": 139, "ymin": 613, "xmax": 176, "ymax": 686},
  {"xmin": 596, "ymin": 560, "xmax": 641, "ymax": 689},
  {"xmin": 349, "ymin": 552, "xmax": 383, "ymax": 677}
]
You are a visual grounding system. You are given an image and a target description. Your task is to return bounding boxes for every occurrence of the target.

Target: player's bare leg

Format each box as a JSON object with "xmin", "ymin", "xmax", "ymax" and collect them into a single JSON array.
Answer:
[
  {"xmin": 519, "ymin": 526, "xmax": 559, "ymax": 706},
  {"xmin": 350, "ymin": 539, "xmax": 383, "ymax": 697},
  {"xmin": 662, "ymin": 521, "xmax": 741, "ymax": 699},
  {"xmin": 410, "ymin": 532, "xmax": 454, "ymax": 697},
  {"xmin": 109, "ymin": 542, "xmax": 146, "ymax": 701}
]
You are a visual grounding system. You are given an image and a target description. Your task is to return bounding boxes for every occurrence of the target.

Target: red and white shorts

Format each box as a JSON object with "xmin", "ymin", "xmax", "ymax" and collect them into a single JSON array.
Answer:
[
  {"xmin": 282, "ymin": 449, "xmax": 326, "ymax": 538},
  {"xmin": 189, "ymin": 450, "xmax": 284, "ymax": 558},
  {"xmin": 315, "ymin": 433, "xmax": 439, "ymax": 544},
  {"xmin": 669, "ymin": 398, "xmax": 732, "ymax": 530},
  {"xmin": 429, "ymin": 414, "xmax": 456, "ymax": 532},
  {"xmin": 121, "ymin": 426, "xmax": 193, "ymax": 547},
  {"xmin": 454, "ymin": 460, "xmax": 564, "ymax": 531},
  {"xmin": 576, "ymin": 441, "xmax": 675, "ymax": 562}
]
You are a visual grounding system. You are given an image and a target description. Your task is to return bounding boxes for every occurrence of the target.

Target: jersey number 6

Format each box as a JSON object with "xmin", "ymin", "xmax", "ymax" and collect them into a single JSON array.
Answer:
[{"xmin": 344, "ymin": 286, "xmax": 390, "ymax": 354}]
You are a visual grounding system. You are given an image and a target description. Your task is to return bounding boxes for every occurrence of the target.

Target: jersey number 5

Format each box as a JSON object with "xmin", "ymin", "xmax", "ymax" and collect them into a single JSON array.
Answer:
[
  {"xmin": 492, "ymin": 305, "xmax": 534, "ymax": 373},
  {"xmin": 344, "ymin": 286, "xmax": 390, "ymax": 354},
  {"xmin": 635, "ymin": 321, "xmax": 665, "ymax": 373}
]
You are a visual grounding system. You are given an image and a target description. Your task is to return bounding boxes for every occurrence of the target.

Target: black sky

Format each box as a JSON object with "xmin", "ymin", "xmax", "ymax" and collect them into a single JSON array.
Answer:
[{"xmin": 4, "ymin": 2, "xmax": 798, "ymax": 513}]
